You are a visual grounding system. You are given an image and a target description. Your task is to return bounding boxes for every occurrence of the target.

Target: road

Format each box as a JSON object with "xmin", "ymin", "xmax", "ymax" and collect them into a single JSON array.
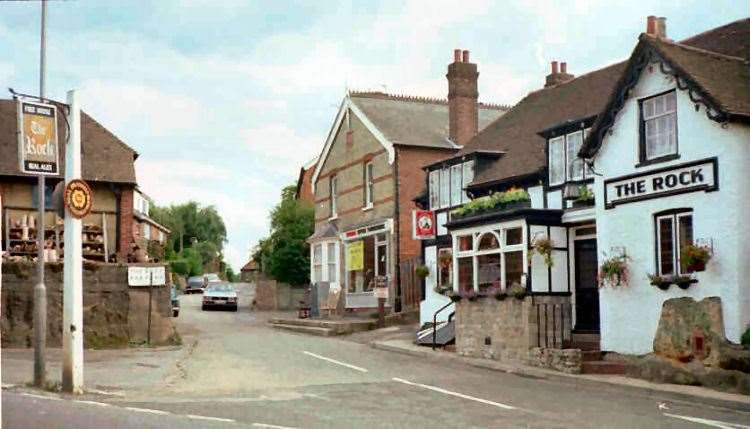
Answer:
[{"xmin": 4, "ymin": 282, "xmax": 750, "ymax": 428}]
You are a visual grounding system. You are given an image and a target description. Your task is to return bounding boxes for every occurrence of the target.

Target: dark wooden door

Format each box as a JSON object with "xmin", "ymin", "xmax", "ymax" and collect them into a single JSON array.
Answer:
[{"xmin": 574, "ymin": 239, "xmax": 600, "ymax": 331}]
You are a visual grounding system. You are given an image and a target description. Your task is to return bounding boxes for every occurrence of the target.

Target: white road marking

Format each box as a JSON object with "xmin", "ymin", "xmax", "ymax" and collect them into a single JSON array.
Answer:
[
  {"xmin": 302, "ymin": 351, "xmax": 368, "ymax": 373},
  {"xmin": 20, "ymin": 393, "xmax": 61, "ymax": 401},
  {"xmin": 252, "ymin": 423, "xmax": 298, "ymax": 429},
  {"xmin": 74, "ymin": 400, "xmax": 111, "ymax": 407},
  {"xmin": 664, "ymin": 413, "xmax": 750, "ymax": 429},
  {"xmin": 392, "ymin": 377, "xmax": 516, "ymax": 410},
  {"xmin": 186, "ymin": 414, "xmax": 236, "ymax": 423},
  {"xmin": 124, "ymin": 406, "xmax": 171, "ymax": 415}
]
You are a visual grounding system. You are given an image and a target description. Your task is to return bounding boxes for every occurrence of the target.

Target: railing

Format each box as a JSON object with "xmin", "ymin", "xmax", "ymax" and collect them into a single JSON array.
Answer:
[
  {"xmin": 534, "ymin": 302, "xmax": 572, "ymax": 349},
  {"xmin": 432, "ymin": 301, "xmax": 455, "ymax": 350}
]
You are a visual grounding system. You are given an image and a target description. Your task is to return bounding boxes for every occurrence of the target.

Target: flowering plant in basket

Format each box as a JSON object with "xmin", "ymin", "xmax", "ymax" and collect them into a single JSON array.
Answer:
[
  {"xmin": 532, "ymin": 236, "xmax": 554, "ymax": 267},
  {"xmin": 681, "ymin": 243, "xmax": 711, "ymax": 272},
  {"xmin": 598, "ymin": 252, "xmax": 630, "ymax": 288}
]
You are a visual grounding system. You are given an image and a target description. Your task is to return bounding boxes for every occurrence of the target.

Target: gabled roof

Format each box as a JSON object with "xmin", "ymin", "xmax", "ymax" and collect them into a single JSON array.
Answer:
[
  {"xmin": 581, "ymin": 32, "xmax": 750, "ymax": 158},
  {"xmin": 445, "ymin": 17, "xmax": 750, "ymax": 191},
  {"xmin": 241, "ymin": 259, "xmax": 259, "ymax": 272},
  {"xmin": 0, "ymin": 99, "xmax": 138, "ymax": 184},
  {"xmin": 311, "ymin": 92, "xmax": 507, "ymax": 189}
]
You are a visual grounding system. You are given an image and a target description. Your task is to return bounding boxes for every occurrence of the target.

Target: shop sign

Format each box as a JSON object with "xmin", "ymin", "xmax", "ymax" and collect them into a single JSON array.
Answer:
[
  {"xmin": 64, "ymin": 179, "xmax": 93, "ymax": 219},
  {"xmin": 346, "ymin": 240, "xmax": 364, "ymax": 271},
  {"xmin": 412, "ymin": 210, "xmax": 435, "ymax": 239},
  {"xmin": 128, "ymin": 266, "xmax": 166, "ymax": 286},
  {"xmin": 17, "ymin": 100, "xmax": 59, "ymax": 175},
  {"xmin": 604, "ymin": 158, "xmax": 717, "ymax": 209}
]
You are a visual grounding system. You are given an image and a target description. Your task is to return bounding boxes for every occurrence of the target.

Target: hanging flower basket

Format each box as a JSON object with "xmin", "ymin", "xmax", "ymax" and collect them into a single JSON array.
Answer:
[
  {"xmin": 415, "ymin": 265, "xmax": 430, "ymax": 279},
  {"xmin": 508, "ymin": 284, "xmax": 527, "ymax": 300},
  {"xmin": 532, "ymin": 236, "xmax": 554, "ymax": 267},
  {"xmin": 681, "ymin": 243, "xmax": 712, "ymax": 273},
  {"xmin": 598, "ymin": 252, "xmax": 630, "ymax": 288}
]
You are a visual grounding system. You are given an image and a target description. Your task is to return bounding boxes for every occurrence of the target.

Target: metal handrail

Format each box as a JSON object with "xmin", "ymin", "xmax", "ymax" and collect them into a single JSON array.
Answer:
[{"xmin": 432, "ymin": 300, "xmax": 455, "ymax": 350}]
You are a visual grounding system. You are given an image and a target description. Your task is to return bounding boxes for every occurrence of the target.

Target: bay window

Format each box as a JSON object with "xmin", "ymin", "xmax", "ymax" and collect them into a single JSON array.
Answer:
[
  {"xmin": 453, "ymin": 224, "xmax": 527, "ymax": 293},
  {"xmin": 428, "ymin": 161, "xmax": 475, "ymax": 210},
  {"xmin": 566, "ymin": 131, "xmax": 584, "ymax": 181},
  {"xmin": 549, "ymin": 129, "xmax": 590, "ymax": 186},
  {"xmin": 327, "ymin": 242, "xmax": 338, "ymax": 283},
  {"xmin": 313, "ymin": 244, "xmax": 323, "ymax": 283},
  {"xmin": 641, "ymin": 91, "xmax": 677, "ymax": 162},
  {"xmin": 655, "ymin": 210, "xmax": 693, "ymax": 276}
]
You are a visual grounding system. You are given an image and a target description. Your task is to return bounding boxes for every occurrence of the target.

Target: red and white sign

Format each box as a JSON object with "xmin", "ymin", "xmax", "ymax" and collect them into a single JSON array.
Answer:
[{"xmin": 412, "ymin": 210, "xmax": 435, "ymax": 240}]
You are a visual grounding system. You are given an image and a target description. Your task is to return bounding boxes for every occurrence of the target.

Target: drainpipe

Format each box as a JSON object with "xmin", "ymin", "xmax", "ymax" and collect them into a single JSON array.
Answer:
[{"xmin": 393, "ymin": 149, "xmax": 402, "ymax": 313}]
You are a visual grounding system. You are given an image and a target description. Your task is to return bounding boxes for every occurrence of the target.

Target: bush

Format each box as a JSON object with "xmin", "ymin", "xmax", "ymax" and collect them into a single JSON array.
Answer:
[
  {"xmin": 170, "ymin": 259, "xmax": 189, "ymax": 276},
  {"xmin": 742, "ymin": 326, "xmax": 750, "ymax": 350},
  {"xmin": 182, "ymin": 248, "xmax": 204, "ymax": 277}
]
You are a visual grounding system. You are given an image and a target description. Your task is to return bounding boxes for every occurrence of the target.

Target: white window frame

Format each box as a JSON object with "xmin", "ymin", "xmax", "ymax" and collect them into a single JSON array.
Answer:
[
  {"xmin": 329, "ymin": 175, "xmax": 338, "ymax": 219},
  {"xmin": 642, "ymin": 91, "xmax": 677, "ymax": 161},
  {"xmin": 439, "ymin": 167, "xmax": 450, "ymax": 208},
  {"xmin": 549, "ymin": 136, "xmax": 566, "ymax": 186},
  {"xmin": 566, "ymin": 131, "xmax": 584, "ymax": 182},
  {"xmin": 312, "ymin": 243, "xmax": 324, "ymax": 283},
  {"xmin": 655, "ymin": 211, "xmax": 693, "ymax": 276},
  {"xmin": 451, "ymin": 221, "xmax": 527, "ymax": 292},
  {"xmin": 462, "ymin": 161, "xmax": 474, "ymax": 203},
  {"xmin": 311, "ymin": 240, "xmax": 339, "ymax": 288},
  {"xmin": 429, "ymin": 170, "xmax": 440, "ymax": 210},
  {"xmin": 450, "ymin": 164, "xmax": 463, "ymax": 207},
  {"xmin": 364, "ymin": 162, "xmax": 374, "ymax": 209}
]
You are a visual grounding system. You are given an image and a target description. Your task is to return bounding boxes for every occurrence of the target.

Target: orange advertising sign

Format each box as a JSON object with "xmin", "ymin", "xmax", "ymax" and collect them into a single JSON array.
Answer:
[{"xmin": 17, "ymin": 100, "xmax": 59, "ymax": 175}]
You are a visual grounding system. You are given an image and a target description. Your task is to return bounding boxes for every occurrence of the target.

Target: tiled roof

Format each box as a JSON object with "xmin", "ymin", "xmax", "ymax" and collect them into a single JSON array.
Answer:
[
  {"xmin": 450, "ymin": 18, "xmax": 750, "ymax": 190},
  {"xmin": 0, "ymin": 99, "xmax": 138, "ymax": 184},
  {"xmin": 349, "ymin": 91, "xmax": 507, "ymax": 150}
]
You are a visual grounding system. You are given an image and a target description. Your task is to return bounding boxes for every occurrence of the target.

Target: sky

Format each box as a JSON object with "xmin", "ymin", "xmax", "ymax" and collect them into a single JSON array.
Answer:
[{"xmin": 0, "ymin": 1, "xmax": 747, "ymax": 271}]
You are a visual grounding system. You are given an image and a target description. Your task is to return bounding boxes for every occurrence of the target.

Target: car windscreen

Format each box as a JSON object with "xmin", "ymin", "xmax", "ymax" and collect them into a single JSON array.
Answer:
[{"xmin": 206, "ymin": 284, "xmax": 234, "ymax": 293}]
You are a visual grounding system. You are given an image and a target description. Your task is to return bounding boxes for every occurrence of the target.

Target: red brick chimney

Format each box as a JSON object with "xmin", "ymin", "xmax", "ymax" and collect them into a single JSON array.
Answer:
[
  {"xmin": 545, "ymin": 60, "xmax": 575, "ymax": 88},
  {"xmin": 646, "ymin": 15, "xmax": 667, "ymax": 39},
  {"xmin": 447, "ymin": 48, "xmax": 479, "ymax": 146}
]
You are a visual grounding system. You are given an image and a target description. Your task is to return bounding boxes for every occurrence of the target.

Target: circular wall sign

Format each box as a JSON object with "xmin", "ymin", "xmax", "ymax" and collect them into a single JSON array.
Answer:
[{"xmin": 64, "ymin": 179, "xmax": 93, "ymax": 219}]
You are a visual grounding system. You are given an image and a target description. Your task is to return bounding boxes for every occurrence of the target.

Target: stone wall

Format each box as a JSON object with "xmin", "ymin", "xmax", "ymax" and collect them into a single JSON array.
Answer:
[
  {"xmin": 254, "ymin": 277, "xmax": 307, "ymax": 311},
  {"xmin": 455, "ymin": 294, "xmax": 571, "ymax": 363},
  {"xmin": 528, "ymin": 347, "xmax": 582, "ymax": 374},
  {"xmin": 1, "ymin": 261, "xmax": 174, "ymax": 348}
]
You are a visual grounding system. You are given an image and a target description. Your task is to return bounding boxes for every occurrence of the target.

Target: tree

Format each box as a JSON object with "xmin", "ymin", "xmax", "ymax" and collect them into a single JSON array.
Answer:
[{"xmin": 254, "ymin": 185, "xmax": 314, "ymax": 285}]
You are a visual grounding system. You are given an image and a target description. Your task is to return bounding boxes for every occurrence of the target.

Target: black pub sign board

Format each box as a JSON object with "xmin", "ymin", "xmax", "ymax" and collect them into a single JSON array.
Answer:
[{"xmin": 604, "ymin": 158, "xmax": 718, "ymax": 209}]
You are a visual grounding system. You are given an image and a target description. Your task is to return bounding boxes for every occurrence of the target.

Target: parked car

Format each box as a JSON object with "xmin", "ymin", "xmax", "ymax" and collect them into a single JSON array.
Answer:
[
  {"xmin": 185, "ymin": 273, "xmax": 222, "ymax": 294},
  {"xmin": 202, "ymin": 283, "xmax": 238, "ymax": 311},
  {"xmin": 171, "ymin": 285, "xmax": 180, "ymax": 317}
]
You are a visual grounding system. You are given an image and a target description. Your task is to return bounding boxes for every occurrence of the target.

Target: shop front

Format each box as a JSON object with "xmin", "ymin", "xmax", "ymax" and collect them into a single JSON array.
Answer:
[{"xmin": 341, "ymin": 219, "xmax": 393, "ymax": 309}]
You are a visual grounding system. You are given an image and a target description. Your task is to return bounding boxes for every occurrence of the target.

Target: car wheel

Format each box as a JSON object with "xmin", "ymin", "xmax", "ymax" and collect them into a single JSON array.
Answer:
[
  {"xmin": 173, "ymin": 309, "xmax": 179, "ymax": 317},
  {"xmin": 232, "ymin": 306, "xmax": 238, "ymax": 312}
]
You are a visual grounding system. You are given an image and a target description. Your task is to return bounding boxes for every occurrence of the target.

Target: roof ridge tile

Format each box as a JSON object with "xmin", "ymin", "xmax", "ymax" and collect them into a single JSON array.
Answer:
[{"xmin": 348, "ymin": 89, "xmax": 509, "ymax": 110}]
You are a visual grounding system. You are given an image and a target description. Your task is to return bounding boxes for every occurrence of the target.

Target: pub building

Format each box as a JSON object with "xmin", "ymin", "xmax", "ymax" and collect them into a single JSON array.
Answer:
[
  {"xmin": 418, "ymin": 17, "xmax": 749, "ymax": 366},
  {"xmin": 307, "ymin": 56, "xmax": 506, "ymax": 313},
  {"xmin": 0, "ymin": 98, "xmax": 143, "ymax": 262}
]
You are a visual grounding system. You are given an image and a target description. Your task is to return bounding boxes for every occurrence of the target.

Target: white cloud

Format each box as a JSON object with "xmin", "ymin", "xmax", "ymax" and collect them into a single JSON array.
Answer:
[{"xmin": 242, "ymin": 124, "xmax": 321, "ymax": 167}]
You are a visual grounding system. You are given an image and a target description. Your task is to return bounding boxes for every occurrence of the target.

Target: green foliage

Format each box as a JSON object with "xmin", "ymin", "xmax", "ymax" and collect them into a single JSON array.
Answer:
[
  {"xmin": 599, "ymin": 252, "xmax": 630, "ymax": 288},
  {"xmin": 182, "ymin": 247, "xmax": 204, "ymax": 277},
  {"xmin": 415, "ymin": 265, "xmax": 430, "ymax": 278},
  {"xmin": 577, "ymin": 185, "xmax": 595, "ymax": 202},
  {"xmin": 508, "ymin": 284, "xmax": 527, "ymax": 299},
  {"xmin": 253, "ymin": 185, "xmax": 314, "ymax": 285},
  {"xmin": 681, "ymin": 243, "xmax": 712, "ymax": 270},
  {"xmin": 532, "ymin": 236, "xmax": 554, "ymax": 267},
  {"xmin": 742, "ymin": 326, "xmax": 750, "ymax": 350},
  {"xmin": 169, "ymin": 259, "xmax": 189, "ymax": 276},
  {"xmin": 453, "ymin": 187, "xmax": 530, "ymax": 217},
  {"xmin": 224, "ymin": 267, "xmax": 238, "ymax": 282}
]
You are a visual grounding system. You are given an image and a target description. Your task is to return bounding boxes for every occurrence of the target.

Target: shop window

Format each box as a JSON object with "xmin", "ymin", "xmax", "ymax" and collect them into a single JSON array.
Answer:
[
  {"xmin": 505, "ymin": 227, "xmax": 523, "ymax": 246},
  {"xmin": 655, "ymin": 210, "xmax": 693, "ymax": 276},
  {"xmin": 329, "ymin": 175, "xmax": 338, "ymax": 217},
  {"xmin": 641, "ymin": 91, "xmax": 677, "ymax": 162},
  {"xmin": 364, "ymin": 162, "xmax": 374, "ymax": 207},
  {"xmin": 458, "ymin": 235, "xmax": 472, "ymax": 252},
  {"xmin": 429, "ymin": 170, "xmax": 440, "ymax": 209},
  {"xmin": 477, "ymin": 232, "xmax": 500, "ymax": 251},
  {"xmin": 438, "ymin": 248, "xmax": 452, "ymax": 289},
  {"xmin": 477, "ymin": 254, "xmax": 501, "ymax": 291},
  {"xmin": 346, "ymin": 235, "xmax": 386, "ymax": 293},
  {"xmin": 327, "ymin": 242, "xmax": 337, "ymax": 283},
  {"xmin": 313, "ymin": 244, "xmax": 323, "ymax": 283},
  {"xmin": 457, "ymin": 257, "xmax": 473, "ymax": 292},
  {"xmin": 504, "ymin": 251, "xmax": 524, "ymax": 287}
]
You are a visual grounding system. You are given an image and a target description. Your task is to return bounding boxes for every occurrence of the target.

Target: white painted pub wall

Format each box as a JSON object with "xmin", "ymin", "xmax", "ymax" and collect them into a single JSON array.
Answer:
[
  {"xmin": 420, "ymin": 245, "xmax": 453, "ymax": 325},
  {"xmin": 593, "ymin": 63, "xmax": 750, "ymax": 353}
]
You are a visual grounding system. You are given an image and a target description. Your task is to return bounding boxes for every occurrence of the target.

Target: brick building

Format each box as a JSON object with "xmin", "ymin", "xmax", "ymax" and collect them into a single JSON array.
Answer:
[
  {"xmin": 294, "ymin": 156, "xmax": 317, "ymax": 204},
  {"xmin": 308, "ymin": 50, "xmax": 506, "ymax": 312}
]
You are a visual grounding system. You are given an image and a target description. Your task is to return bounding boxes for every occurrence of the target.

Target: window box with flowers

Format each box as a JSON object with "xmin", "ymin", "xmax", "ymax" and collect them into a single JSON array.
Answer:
[{"xmin": 452, "ymin": 188, "xmax": 531, "ymax": 219}]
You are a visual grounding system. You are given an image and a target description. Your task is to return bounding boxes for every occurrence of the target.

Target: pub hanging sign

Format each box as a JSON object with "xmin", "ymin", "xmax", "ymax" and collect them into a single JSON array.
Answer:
[
  {"xmin": 604, "ymin": 157, "xmax": 718, "ymax": 209},
  {"xmin": 17, "ymin": 99, "xmax": 59, "ymax": 175}
]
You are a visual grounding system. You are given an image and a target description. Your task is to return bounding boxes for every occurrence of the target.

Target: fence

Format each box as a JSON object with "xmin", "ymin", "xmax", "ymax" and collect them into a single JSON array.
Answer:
[
  {"xmin": 398, "ymin": 257, "xmax": 422, "ymax": 311},
  {"xmin": 534, "ymin": 302, "xmax": 572, "ymax": 349}
]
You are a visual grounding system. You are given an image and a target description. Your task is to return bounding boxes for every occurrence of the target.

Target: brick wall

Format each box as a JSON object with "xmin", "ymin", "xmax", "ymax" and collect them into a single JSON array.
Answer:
[
  {"xmin": 118, "ymin": 186, "xmax": 135, "ymax": 259},
  {"xmin": 395, "ymin": 146, "xmax": 455, "ymax": 259},
  {"xmin": 447, "ymin": 51, "xmax": 479, "ymax": 147},
  {"xmin": 298, "ymin": 167, "xmax": 315, "ymax": 204}
]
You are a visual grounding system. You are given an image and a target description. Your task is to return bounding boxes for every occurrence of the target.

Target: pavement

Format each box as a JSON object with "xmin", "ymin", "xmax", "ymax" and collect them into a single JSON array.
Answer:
[{"xmin": 3, "ymin": 281, "xmax": 750, "ymax": 428}]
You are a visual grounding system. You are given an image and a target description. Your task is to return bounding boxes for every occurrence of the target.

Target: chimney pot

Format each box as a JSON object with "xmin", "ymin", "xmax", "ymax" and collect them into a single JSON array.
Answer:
[
  {"xmin": 454, "ymin": 49, "xmax": 462, "ymax": 62},
  {"xmin": 657, "ymin": 17, "xmax": 667, "ymax": 38},
  {"xmin": 551, "ymin": 61, "xmax": 559, "ymax": 74},
  {"xmin": 462, "ymin": 50, "xmax": 470, "ymax": 63},
  {"xmin": 647, "ymin": 15, "xmax": 657, "ymax": 35},
  {"xmin": 560, "ymin": 62, "xmax": 567, "ymax": 74}
]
